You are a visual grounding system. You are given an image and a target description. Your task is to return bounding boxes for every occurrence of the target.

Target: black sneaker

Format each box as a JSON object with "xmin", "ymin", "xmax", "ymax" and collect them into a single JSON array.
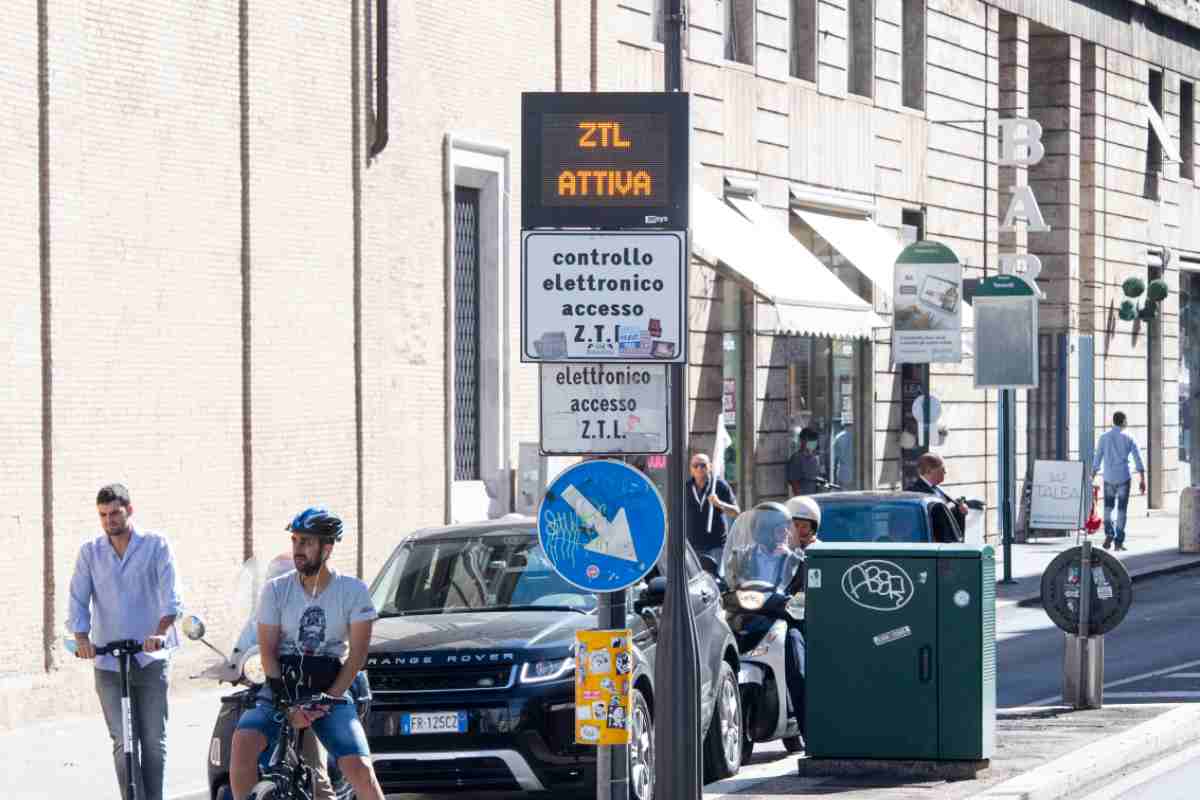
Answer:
[
  {"xmin": 1102, "ymin": 536, "xmax": 1112, "ymax": 549},
  {"xmin": 1115, "ymin": 543, "xmax": 1128, "ymax": 551}
]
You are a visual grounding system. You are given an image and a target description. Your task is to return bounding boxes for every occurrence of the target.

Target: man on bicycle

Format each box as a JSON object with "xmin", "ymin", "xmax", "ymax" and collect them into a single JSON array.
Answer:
[{"xmin": 229, "ymin": 507, "xmax": 385, "ymax": 800}]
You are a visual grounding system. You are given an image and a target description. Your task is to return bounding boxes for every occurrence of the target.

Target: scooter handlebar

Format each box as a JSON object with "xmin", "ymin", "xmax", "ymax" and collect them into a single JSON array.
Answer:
[{"xmin": 94, "ymin": 640, "xmax": 145, "ymax": 657}]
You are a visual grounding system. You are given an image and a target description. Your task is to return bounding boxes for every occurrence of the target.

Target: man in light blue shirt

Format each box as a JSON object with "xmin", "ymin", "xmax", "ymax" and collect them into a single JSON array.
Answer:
[
  {"xmin": 1091, "ymin": 411, "xmax": 1147, "ymax": 551},
  {"xmin": 67, "ymin": 483, "xmax": 182, "ymax": 800}
]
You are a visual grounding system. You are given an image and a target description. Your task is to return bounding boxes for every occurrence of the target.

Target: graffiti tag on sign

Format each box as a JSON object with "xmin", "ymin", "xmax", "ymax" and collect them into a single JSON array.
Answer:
[{"xmin": 841, "ymin": 560, "xmax": 915, "ymax": 612}]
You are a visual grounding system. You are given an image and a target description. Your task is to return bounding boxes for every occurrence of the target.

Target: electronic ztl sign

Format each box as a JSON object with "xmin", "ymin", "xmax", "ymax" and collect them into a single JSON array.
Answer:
[{"xmin": 523, "ymin": 92, "xmax": 690, "ymax": 230}]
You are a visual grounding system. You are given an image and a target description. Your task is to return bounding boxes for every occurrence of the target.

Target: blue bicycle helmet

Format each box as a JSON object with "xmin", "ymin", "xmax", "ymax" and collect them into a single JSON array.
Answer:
[{"xmin": 286, "ymin": 507, "xmax": 344, "ymax": 542}]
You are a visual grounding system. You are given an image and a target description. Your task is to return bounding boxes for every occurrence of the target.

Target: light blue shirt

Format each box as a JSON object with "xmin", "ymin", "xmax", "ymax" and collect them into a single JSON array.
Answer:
[
  {"xmin": 1092, "ymin": 426, "xmax": 1146, "ymax": 485},
  {"xmin": 67, "ymin": 527, "xmax": 183, "ymax": 671}
]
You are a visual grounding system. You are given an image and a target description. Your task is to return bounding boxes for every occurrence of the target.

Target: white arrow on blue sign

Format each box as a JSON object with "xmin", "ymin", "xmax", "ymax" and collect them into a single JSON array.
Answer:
[{"xmin": 537, "ymin": 459, "xmax": 667, "ymax": 593}]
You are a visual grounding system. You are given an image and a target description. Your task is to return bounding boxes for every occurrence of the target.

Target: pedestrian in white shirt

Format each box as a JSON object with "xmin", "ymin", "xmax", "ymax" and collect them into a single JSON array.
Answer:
[{"xmin": 1091, "ymin": 411, "xmax": 1146, "ymax": 551}]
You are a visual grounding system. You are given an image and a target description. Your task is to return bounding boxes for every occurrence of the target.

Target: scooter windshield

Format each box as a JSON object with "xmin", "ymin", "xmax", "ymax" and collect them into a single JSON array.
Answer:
[{"xmin": 722, "ymin": 506, "xmax": 801, "ymax": 592}]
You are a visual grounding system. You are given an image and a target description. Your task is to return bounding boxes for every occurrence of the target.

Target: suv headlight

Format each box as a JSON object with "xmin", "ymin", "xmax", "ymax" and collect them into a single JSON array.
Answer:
[
  {"xmin": 240, "ymin": 648, "xmax": 266, "ymax": 685},
  {"xmin": 520, "ymin": 656, "xmax": 575, "ymax": 684},
  {"xmin": 736, "ymin": 590, "xmax": 766, "ymax": 611}
]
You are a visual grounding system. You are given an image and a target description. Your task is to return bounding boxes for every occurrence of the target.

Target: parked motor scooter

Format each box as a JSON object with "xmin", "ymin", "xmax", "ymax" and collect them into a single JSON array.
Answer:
[
  {"xmin": 712, "ymin": 504, "xmax": 807, "ymax": 761},
  {"xmin": 186, "ymin": 556, "xmax": 370, "ymax": 800}
]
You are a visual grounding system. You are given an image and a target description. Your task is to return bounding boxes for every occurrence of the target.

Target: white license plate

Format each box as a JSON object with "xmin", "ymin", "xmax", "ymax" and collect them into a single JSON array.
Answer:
[{"xmin": 401, "ymin": 711, "xmax": 467, "ymax": 735}]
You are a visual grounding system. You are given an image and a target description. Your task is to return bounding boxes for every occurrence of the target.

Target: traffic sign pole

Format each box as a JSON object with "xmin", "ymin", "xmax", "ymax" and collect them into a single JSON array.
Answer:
[
  {"xmin": 655, "ymin": 3, "xmax": 703, "ymax": 798},
  {"xmin": 596, "ymin": 589, "xmax": 629, "ymax": 800}
]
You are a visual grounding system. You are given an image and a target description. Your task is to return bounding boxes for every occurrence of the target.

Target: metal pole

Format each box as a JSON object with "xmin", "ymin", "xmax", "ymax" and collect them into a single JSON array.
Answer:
[
  {"xmin": 654, "ymin": 4, "xmax": 702, "ymax": 799},
  {"xmin": 597, "ymin": 590, "xmax": 629, "ymax": 800},
  {"xmin": 1000, "ymin": 389, "xmax": 1016, "ymax": 583}
]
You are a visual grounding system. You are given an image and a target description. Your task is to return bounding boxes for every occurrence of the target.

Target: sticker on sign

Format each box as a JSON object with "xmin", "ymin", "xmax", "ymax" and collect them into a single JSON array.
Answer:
[
  {"xmin": 540, "ymin": 364, "xmax": 669, "ymax": 455},
  {"xmin": 522, "ymin": 230, "xmax": 686, "ymax": 362}
]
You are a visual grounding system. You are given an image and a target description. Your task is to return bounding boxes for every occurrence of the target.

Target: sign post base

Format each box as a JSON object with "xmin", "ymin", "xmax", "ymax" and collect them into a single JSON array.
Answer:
[{"xmin": 1063, "ymin": 634, "xmax": 1104, "ymax": 709}]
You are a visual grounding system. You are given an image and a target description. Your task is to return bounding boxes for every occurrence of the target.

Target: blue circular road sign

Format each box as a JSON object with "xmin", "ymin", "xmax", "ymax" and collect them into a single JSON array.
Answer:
[{"xmin": 537, "ymin": 460, "xmax": 667, "ymax": 593}]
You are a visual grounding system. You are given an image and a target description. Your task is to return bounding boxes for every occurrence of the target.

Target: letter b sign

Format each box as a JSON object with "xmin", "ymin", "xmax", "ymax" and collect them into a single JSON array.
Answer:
[{"xmin": 998, "ymin": 119, "xmax": 1046, "ymax": 167}]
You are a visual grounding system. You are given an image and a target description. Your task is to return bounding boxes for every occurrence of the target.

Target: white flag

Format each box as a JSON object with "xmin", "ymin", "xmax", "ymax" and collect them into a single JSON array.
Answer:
[{"xmin": 712, "ymin": 412, "xmax": 733, "ymax": 480}]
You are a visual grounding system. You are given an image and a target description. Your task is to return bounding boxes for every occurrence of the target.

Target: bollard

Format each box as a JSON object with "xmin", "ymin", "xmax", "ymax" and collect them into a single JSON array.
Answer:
[{"xmin": 1180, "ymin": 487, "xmax": 1200, "ymax": 553}]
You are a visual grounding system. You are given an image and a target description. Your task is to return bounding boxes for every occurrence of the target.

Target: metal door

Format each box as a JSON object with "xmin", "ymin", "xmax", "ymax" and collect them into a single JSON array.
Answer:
[{"xmin": 807, "ymin": 554, "xmax": 940, "ymax": 759}]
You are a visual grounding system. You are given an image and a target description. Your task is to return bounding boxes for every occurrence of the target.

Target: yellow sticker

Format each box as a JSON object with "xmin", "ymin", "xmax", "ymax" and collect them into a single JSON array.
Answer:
[{"xmin": 575, "ymin": 628, "xmax": 633, "ymax": 745}]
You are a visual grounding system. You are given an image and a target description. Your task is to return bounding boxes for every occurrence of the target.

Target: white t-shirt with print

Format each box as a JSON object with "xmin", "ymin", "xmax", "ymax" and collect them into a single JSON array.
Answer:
[{"xmin": 257, "ymin": 569, "xmax": 378, "ymax": 660}]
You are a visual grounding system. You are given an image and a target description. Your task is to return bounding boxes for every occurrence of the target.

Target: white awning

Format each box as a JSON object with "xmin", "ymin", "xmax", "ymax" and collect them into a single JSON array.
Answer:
[
  {"xmin": 1142, "ymin": 98, "xmax": 1182, "ymax": 165},
  {"xmin": 690, "ymin": 188, "xmax": 885, "ymax": 340},
  {"xmin": 792, "ymin": 206, "xmax": 904, "ymax": 306},
  {"xmin": 792, "ymin": 204, "xmax": 974, "ymax": 328}
]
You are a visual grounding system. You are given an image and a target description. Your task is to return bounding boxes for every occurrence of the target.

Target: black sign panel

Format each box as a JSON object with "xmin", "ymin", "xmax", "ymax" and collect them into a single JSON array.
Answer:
[
  {"xmin": 1040, "ymin": 546, "xmax": 1133, "ymax": 636},
  {"xmin": 523, "ymin": 92, "xmax": 690, "ymax": 230}
]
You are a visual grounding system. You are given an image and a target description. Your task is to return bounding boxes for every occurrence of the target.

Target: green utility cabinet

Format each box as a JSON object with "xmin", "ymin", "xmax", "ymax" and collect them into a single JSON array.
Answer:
[{"xmin": 804, "ymin": 543, "xmax": 995, "ymax": 760}]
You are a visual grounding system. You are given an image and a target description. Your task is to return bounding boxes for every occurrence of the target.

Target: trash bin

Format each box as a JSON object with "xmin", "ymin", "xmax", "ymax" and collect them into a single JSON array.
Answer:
[
  {"xmin": 1182, "ymin": 487, "xmax": 1200, "ymax": 553},
  {"xmin": 804, "ymin": 542, "xmax": 996, "ymax": 761}
]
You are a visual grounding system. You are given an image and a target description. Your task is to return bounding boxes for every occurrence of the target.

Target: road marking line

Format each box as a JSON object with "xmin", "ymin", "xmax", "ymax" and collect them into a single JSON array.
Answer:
[
  {"xmin": 1103, "ymin": 691, "xmax": 1200, "ymax": 699},
  {"xmin": 1027, "ymin": 658, "xmax": 1200, "ymax": 706},
  {"xmin": 1166, "ymin": 672, "xmax": 1200, "ymax": 678},
  {"xmin": 1074, "ymin": 740, "xmax": 1200, "ymax": 800}
]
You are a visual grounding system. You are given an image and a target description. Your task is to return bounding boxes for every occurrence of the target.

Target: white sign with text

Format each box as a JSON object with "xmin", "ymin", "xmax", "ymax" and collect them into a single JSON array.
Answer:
[
  {"xmin": 539, "ymin": 364, "xmax": 669, "ymax": 455},
  {"xmin": 1030, "ymin": 460, "xmax": 1089, "ymax": 530},
  {"xmin": 522, "ymin": 230, "xmax": 686, "ymax": 362}
]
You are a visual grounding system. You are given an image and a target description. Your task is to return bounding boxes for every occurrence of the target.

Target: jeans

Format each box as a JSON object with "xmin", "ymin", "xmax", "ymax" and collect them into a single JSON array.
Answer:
[
  {"xmin": 1103, "ymin": 480, "xmax": 1132, "ymax": 545},
  {"xmin": 236, "ymin": 694, "xmax": 370, "ymax": 761},
  {"xmin": 94, "ymin": 659, "xmax": 169, "ymax": 800},
  {"xmin": 784, "ymin": 627, "xmax": 806, "ymax": 739}
]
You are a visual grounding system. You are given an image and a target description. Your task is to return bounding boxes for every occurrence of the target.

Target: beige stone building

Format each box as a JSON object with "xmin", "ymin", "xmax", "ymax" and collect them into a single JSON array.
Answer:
[{"xmin": 0, "ymin": 0, "xmax": 1196, "ymax": 726}]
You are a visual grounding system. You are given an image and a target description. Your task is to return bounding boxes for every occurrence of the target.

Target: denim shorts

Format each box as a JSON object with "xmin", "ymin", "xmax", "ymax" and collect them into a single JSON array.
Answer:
[{"xmin": 236, "ymin": 693, "xmax": 370, "ymax": 761}]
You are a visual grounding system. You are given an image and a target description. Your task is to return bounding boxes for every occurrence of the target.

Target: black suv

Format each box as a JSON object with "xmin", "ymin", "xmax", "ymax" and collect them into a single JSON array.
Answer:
[{"xmin": 362, "ymin": 518, "xmax": 743, "ymax": 798}]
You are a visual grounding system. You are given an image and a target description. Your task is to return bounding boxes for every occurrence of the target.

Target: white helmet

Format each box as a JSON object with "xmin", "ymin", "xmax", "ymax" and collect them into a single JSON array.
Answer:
[{"xmin": 785, "ymin": 495, "xmax": 821, "ymax": 531}]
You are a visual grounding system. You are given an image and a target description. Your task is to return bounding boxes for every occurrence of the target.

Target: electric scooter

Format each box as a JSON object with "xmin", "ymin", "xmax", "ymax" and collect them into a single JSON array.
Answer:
[{"xmin": 64, "ymin": 638, "xmax": 144, "ymax": 800}]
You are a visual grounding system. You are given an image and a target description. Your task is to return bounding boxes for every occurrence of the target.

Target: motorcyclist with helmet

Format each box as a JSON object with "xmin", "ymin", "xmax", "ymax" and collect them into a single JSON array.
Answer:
[
  {"xmin": 725, "ymin": 500, "xmax": 813, "ymax": 746},
  {"xmin": 228, "ymin": 507, "xmax": 386, "ymax": 800}
]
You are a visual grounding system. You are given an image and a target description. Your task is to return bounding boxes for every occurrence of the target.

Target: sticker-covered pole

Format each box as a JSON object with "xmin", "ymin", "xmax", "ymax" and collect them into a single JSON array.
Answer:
[
  {"xmin": 655, "ymin": 3, "xmax": 702, "ymax": 799},
  {"xmin": 596, "ymin": 590, "xmax": 629, "ymax": 800}
]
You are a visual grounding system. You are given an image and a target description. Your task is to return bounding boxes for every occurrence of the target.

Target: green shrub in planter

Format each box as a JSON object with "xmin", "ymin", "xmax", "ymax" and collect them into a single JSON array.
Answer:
[
  {"xmin": 1119, "ymin": 300, "xmax": 1137, "ymax": 321},
  {"xmin": 1147, "ymin": 278, "xmax": 1169, "ymax": 302},
  {"xmin": 1122, "ymin": 275, "xmax": 1146, "ymax": 298}
]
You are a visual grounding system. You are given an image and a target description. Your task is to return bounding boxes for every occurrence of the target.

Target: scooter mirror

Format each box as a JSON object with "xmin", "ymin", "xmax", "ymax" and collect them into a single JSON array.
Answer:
[{"xmin": 181, "ymin": 615, "xmax": 207, "ymax": 641}]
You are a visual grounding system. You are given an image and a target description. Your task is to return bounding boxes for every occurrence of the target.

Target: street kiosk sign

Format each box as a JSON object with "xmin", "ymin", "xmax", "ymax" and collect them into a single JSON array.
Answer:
[
  {"xmin": 972, "ymin": 274, "xmax": 1039, "ymax": 389},
  {"xmin": 537, "ymin": 459, "xmax": 667, "ymax": 593},
  {"xmin": 539, "ymin": 363, "xmax": 669, "ymax": 455},
  {"xmin": 521, "ymin": 230, "xmax": 686, "ymax": 362},
  {"xmin": 521, "ymin": 91, "xmax": 690, "ymax": 230}
]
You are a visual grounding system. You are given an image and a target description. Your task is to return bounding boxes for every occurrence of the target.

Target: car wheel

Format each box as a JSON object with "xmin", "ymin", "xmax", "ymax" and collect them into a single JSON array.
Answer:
[
  {"xmin": 703, "ymin": 662, "xmax": 743, "ymax": 782},
  {"xmin": 782, "ymin": 735, "xmax": 805, "ymax": 753},
  {"xmin": 246, "ymin": 780, "xmax": 276, "ymax": 800},
  {"xmin": 628, "ymin": 688, "xmax": 654, "ymax": 800}
]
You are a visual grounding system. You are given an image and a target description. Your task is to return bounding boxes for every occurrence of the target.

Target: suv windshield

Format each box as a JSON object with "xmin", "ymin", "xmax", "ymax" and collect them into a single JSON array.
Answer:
[
  {"xmin": 371, "ymin": 529, "xmax": 597, "ymax": 616},
  {"xmin": 817, "ymin": 501, "xmax": 928, "ymax": 543}
]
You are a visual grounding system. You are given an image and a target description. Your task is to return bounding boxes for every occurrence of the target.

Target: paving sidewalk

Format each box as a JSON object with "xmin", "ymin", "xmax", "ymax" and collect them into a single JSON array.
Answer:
[
  {"xmin": 709, "ymin": 703, "xmax": 1200, "ymax": 799},
  {"xmin": 992, "ymin": 509, "xmax": 1199, "ymax": 607}
]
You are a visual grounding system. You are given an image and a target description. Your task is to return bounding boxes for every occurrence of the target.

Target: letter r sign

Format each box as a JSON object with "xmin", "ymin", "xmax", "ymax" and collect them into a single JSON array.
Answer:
[{"xmin": 998, "ymin": 118, "xmax": 1046, "ymax": 167}]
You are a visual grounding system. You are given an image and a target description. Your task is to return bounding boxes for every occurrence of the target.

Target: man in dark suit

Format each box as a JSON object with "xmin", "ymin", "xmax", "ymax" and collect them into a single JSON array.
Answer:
[{"xmin": 907, "ymin": 453, "xmax": 967, "ymax": 539}]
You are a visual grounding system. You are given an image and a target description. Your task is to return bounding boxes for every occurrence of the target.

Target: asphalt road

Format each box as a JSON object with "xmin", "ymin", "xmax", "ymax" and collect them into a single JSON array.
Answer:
[{"xmin": 998, "ymin": 566, "xmax": 1200, "ymax": 708}]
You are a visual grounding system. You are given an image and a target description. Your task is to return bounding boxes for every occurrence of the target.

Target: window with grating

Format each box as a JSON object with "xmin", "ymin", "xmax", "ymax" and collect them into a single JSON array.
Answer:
[{"xmin": 453, "ymin": 186, "xmax": 482, "ymax": 482}]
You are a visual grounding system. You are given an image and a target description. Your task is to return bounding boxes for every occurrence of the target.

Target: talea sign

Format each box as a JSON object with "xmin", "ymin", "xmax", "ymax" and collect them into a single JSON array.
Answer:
[
  {"xmin": 1029, "ymin": 460, "xmax": 1089, "ymax": 530},
  {"xmin": 539, "ymin": 364, "xmax": 669, "ymax": 455},
  {"xmin": 521, "ymin": 230, "xmax": 686, "ymax": 362}
]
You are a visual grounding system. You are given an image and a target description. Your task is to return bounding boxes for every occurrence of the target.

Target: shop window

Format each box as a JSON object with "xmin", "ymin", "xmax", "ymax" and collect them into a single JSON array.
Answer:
[
  {"xmin": 1182, "ymin": 80, "xmax": 1195, "ymax": 181},
  {"xmin": 901, "ymin": 208, "xmax": 924, "ymax": 245},
  {"xmin": 1181, "ymin": 272, "xmax": 1198, "ymax": 480},
  {"xmin": 785, "ymin": 338, "xmax": 865, "ymax": 492},
  {"xmin": 720, "ymin": 277, "xmax": 745, "ymax": 495},
  {"xmin": 902, "ymin": 0, "xmax": 925, "ymax": 109},
  {"xmin": 848, "ymin": 0, "xmax": 874, "ymax": 98},
  {"xmin": 725, "ymin": 0, "xmax": 755, "ymax": 66},
  {"xmin": 790, "ymin": 0, "xmax": 816, "ymax": 81}
]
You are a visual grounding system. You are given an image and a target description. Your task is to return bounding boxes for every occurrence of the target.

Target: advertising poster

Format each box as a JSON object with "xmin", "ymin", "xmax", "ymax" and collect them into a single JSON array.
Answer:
[
  {"xmin": 893, "ymin": 242, "xmax": 963, "ymax": 364},
  {"xmin": 972, "ymin": 275, "xmax": 1039, "ymax": 389},
  {"xmin": 574, "ymin": 629, "xmax": 634, "ymax": 745}
]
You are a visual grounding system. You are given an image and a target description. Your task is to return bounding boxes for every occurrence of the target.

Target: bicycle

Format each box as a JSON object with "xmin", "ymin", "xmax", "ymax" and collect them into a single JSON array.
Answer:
[{"xmin": 244, "ymin": 688, "xmax": 352, "ymax": 800}]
